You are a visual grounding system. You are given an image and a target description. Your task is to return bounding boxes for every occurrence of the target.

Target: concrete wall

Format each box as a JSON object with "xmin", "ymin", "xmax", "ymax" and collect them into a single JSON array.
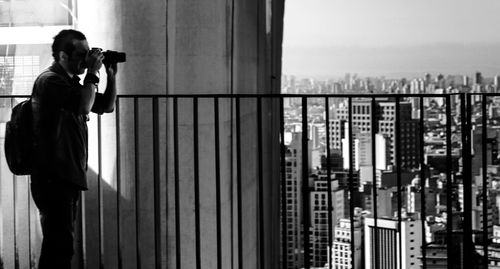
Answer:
[{"xmin": 76, "ymin": 0, "xmax": 284, "ymax": 268}]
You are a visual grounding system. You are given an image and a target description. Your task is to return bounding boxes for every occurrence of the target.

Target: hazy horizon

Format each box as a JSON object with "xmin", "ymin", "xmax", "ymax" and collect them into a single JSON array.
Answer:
[
  {"xmin": 283, "ymin": 0, "xmax": 500, "ymax": 79},
  {"xmin": 284, "ymin": 43, "xmax": 500, "ymax": 79}
]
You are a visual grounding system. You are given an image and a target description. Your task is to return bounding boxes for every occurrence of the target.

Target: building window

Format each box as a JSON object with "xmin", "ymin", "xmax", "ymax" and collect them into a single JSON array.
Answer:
[{"xmin": 0, "ymin": 54, "xmax": 40, "ymax": 97}]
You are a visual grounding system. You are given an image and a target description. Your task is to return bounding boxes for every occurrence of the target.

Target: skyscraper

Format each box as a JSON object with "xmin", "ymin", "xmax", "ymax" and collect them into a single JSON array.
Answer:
[
  {"xmin": 285, "ymin": 133, "xmax": 304, "ymax": 269},
  {"xmin": 331, "ymin": 99, "xmax": 420, "ymax": 172},
  {"xmin": 475, "ymin": 72, "xmax": 483, "ymax": 86},
  {"xmin": 309, "ymin": 175, "xmax": 333, "ymax": 267}
]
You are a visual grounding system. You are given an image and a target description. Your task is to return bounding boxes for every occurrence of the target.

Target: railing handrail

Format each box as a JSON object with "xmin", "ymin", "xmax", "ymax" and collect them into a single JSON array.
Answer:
[{"xmin": 4, "ymin": 92, "xmax": 499, "ymax": 99}]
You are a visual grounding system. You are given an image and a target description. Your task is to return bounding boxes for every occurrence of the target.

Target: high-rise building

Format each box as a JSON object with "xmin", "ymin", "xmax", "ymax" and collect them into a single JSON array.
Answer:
[
  {"xmin": 331, "ymin": 99, "xmax": 420, "ymax": 172},
  {"xmin": 360, "ymin": 183, "xmax": 393, "ymax": 218},
  {"xmin": 475, "ymin": 244, "xmax": 500, "ymax": 268},
  {"xmin": 326, "ymin": 218, "xmax": 362, "ymax": 269},
  {"xmin": 309, "ymin": 174, "xmax": 336, "ymax": 267},
  {"xmin": 422, "ymin": 230, "xmax": 483, "ymax": 268},
  {"xmin": 405, "ymin": 175, "xmax": 437, "ymax": 217},
  {"xmin": 463, "ymin": 75, "xmax": 470, "ymax": 87},
  {"xmin": 425, "ymin": 73, "xmax": 432, "ymax": 87},
  {"xmin": 494, "ymin": 225, "xmax": 500, "ymax": 243},
  {"xmin": 473, "ymin": 190, "xmax": 496, "ymax": 236},
  {"xmin": 436, "ymin": 74, "xmax": 445, "ymax": 90},
  {"xmin": 357, "ymin": 133, "xmax": 389, "ymax": 186},
  {"xmin": 309, "ymin": 173, "xmax": 354, "ymax": 267},
  {"xmin": 329, "ymin": 119, "xmax": 347, "ymax": 150},
  {"xmin": 333, "ymin": 188, "xmax": 350, "ymax": 222},
  {"xmin": 321, "ymin": 148, "xmax": 344, "ymax": 171},
  {"xmin": 284, "ymin": 133, "xmax": 304, "ymax": 269},
  {"xmin": 377, "ymin": 101, "xmax": 420, "ymax": 169},
  {"xmin": 475, "ymin": 72, "xmax": 483, "ymax": 85},
  {"xmin": 364, "ymin": 217, "xmax": 423, "ymax": 269}
]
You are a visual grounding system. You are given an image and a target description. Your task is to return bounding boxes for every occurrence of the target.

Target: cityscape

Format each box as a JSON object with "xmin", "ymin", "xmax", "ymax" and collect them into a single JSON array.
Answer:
[
  {"xmin": 281, "ymin": 72, "xmax": 500, "ymax": 268},
  {"xmin": 3, "ymin": 1, "xmax": 500, "ymax": 268}
]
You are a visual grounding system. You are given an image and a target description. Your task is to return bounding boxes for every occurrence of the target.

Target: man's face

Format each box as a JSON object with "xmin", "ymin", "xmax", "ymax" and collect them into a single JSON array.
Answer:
[{"xmin": 67, "ymin": 39, "xmax": 90, "ymax": 75}]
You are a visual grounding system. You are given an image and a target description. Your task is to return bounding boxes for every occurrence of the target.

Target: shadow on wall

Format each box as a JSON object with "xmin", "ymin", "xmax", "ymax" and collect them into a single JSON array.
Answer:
[{"xmin": 78, "ymin": 166, "xmax": 163, "ymax": 268}]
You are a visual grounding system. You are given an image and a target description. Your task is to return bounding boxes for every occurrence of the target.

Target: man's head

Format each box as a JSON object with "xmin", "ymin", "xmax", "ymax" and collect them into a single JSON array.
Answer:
[{"xmin": 52, "ymin": 29, "xmax": 89, "ymax": 75}]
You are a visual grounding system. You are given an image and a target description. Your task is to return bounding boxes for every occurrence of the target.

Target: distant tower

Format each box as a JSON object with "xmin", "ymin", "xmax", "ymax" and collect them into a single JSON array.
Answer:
[
  {"xmin": 463, "ymin": 75, "xmax": 470, "ymax": 87},
  {"xmin": 475, "ymin": 72, "xmax": 483, "ymax": 85},
  {"xmin": 436, "ymin": 74, "xmax": 445, "ymax": 90},
  {"xmin": 425, "ymin": 73, "xmax": 432, "ymax": 86}
]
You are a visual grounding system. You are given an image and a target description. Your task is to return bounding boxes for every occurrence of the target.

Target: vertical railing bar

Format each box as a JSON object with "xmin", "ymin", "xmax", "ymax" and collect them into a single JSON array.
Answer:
[
  {"xmin": 348, "ymin": 97, "xmax": 355, "ymax": 269},
  {"xmin": 115, "ymin": 98, "xmax": 122, "ymax": 269},
  {"xmin": 463, "ymin": 93, "xmax": 473, "ymax": 269},
  {"xmin": 173, "ymin": 97, "xmax": 181, "ymax": 269},
  {"xmin": 419, "ymin": 97, "xmax": 427, "ymax": 269},
  {"xmin": 214, "ymin": 97, "xmax": 222, "ymax": 269},
  {"xmin": 395, "ymin": 97, "xmax": 402, "ymax": 269},
  {"xmin": 80, "ymin": 187, "xmax": 87, "ymax": 268},
  {"xmin": 230, "ymin": 98, "xmax": 234, "ymax": 269},
  {"xmin": 301, "ymin": 97, "xmax": 310, "ymax": 269},
  {"xmin": 257, "ymin": 97, "xmax": 265, "ymax": 269},
  {"xmin": 460, "ymin": 93, "xmax": 473, "ymax": 268},
  {"xmin": 371, "ymin": 97, "xmax": 379, "ymax": 269},
  {"xmin": 235, "ymin": 97, "xmax": 243, "ymax": 269},
  {"xmin": 445, "ymin": 96, "xmax": 453, "ymax": 269},
  {"xmin": 10, "ymin": 97, "xmax": 18, "ymax": 269},
  {"xmin": 152, "ymin": 97, "xmax": 161, "ymax": 269},
  {"xmin": 481, "ymin": 94, "xmax": 489, "ymax": 265},
  {"xmin": 193, "ymin": 97, "xmax": 201, "ymax": 269},
  {"xmin": 394, "ymin": 228, "xmax": 398, "ymax": 269},
  {"xmin": 134, "ymin": 98, "xmax": 141, "ymax": 269},
  {"xmin": 164, "ymin": 0, "xmax": 169, "ymax": 260},
  {"xmin": 13, "ymin": 173, "xmax": 18, "ymax": 269},
  {"xmin": 325, "ymin": 97, "xmax": 333, "ymax": 269},
  {"xmin": 97, "ymin": 109, "xmax": 104, "ymax": 269},
  {"xmin": 28, "ymin": 177, "xmax": 32, "ymax": 269},
  {"xmin": 279, "ymin": 97, "xmax": 287, "ymax": 269},
  {"xmin": 230, "ymin": 0, "xmax": 236, "ymax": 263}
]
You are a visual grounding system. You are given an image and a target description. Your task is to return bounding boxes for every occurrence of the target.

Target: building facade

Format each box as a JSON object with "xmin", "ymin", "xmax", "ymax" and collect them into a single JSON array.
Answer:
[{"xmin": 364, "ymin": 217, "xmax": 422, "ymax": 269}]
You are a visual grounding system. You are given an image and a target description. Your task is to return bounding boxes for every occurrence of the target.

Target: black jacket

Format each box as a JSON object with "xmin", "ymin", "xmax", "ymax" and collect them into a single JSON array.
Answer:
[{"xmin": 31, "ymin": 62, "xmax": 106, "ymax": 190}]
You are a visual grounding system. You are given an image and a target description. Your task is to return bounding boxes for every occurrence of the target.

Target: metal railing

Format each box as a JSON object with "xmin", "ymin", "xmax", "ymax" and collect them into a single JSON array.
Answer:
[{"xmin": 0, "ymin": 93, "xmax": 496, "ymax": 269}]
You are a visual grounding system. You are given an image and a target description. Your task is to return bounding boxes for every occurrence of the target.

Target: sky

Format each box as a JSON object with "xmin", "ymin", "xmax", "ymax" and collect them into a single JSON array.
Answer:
[{"xmin": 283, "ymin": 0, "xmax": 500, "ymax": 79}]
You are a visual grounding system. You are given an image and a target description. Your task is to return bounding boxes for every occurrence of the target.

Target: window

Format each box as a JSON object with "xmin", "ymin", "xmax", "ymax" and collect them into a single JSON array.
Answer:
[{"xmin": 0, "ymin": 0, "xmax": 75, "ymax": 27}]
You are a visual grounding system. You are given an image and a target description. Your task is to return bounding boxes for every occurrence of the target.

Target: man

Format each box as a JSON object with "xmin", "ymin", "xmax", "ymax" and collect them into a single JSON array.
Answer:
[{"xmin": 30, "ymin": 29, "xmax": 117, "ymax": 268}]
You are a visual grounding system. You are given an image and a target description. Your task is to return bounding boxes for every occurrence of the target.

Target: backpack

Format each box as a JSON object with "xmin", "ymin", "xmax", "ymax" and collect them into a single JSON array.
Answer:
[{"xmin": 4, "ymin": 99, "xmax": 34, "ymax": 175}]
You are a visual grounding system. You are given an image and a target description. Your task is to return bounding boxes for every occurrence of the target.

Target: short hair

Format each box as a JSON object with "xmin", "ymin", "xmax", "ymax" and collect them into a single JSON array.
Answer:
[{"xmin": 52, "ymin": 29, "xmax": 87, "ymax": 61}]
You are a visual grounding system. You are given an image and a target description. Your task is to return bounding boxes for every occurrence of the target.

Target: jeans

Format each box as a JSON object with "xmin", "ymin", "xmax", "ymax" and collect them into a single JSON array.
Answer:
[{"xmin": 31, "ymin": 177, "xmax": 80, "ymax": 269}]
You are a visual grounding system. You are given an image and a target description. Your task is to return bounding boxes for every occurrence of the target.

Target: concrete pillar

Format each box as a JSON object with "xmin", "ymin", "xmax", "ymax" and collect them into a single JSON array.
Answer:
[{"xmin": 78, "ymin": 0, "xmax": 284, "ymax": 268}]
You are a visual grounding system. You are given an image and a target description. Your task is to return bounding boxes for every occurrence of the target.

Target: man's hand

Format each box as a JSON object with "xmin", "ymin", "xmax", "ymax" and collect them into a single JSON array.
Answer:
[
  {"xmin": 86, "ymin": 49, "xmax": 104, "ymax": 75},
  {"xmin": 105, "ymin": 62, "xmax": 118, "ymax": 78}
]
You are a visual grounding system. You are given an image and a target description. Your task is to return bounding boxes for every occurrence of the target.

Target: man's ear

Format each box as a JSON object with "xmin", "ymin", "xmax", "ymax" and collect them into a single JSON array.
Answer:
[{"xmin": 59, "ymin": 51, "xmax": 68, "ymax": 62}]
